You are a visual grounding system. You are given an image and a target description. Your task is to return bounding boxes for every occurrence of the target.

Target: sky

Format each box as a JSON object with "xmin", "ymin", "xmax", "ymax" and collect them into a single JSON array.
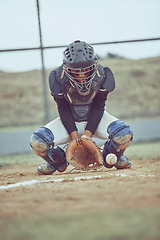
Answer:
[{"xmin": 0, "ymin": 0, "xmax": 160, "ymax": 72}]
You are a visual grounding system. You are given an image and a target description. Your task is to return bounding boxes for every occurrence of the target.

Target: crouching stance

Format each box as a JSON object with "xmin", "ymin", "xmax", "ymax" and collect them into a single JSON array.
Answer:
[
  {"xmin": 30, "ymin": 118, "xmax": 133, "ymax": 174},
  {"xmin": 30, "ymin": 127, "xmax": 68, "ymax": 175},
  {"xmin": 30, "ymin": 40, "xmax": 133, "ymax": 174}
]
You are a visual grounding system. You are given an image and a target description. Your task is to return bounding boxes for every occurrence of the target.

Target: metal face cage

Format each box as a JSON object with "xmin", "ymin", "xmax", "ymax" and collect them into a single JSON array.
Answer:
[{"xmin": 63, "ymin": 62, "xmax": 98, "ymax": 95}]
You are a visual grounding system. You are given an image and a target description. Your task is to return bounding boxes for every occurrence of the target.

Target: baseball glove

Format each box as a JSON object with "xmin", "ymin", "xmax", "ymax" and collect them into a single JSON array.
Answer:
[{"xmin": 66, "ymin": 137, "xmax": 104, "ymax": 170}]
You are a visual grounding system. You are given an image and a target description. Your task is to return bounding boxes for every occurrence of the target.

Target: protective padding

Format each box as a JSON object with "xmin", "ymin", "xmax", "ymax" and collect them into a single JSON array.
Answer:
[
  {"xmin": 107, "ymin": 120, "xmax": 133, "ymax": 152},
  {"xmin": 30, "ymin": 127, "xmax": 54, "ymax": 157},
  {"xmin": 49, "ymin": 146, "xmax": 66, "ymax": 166}
]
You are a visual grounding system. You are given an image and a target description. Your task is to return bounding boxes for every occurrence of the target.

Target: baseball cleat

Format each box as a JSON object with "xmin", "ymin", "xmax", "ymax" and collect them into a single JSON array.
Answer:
[
  {"xmin": 114, "ymin": 156, "xmax": 132, "ymax": 169},
  {"xmin": 37, "ymin": 162, "xmax": 57, "ymax": 175},
  {"xmin": 123, "ymin": 161, "xmax": 132, "ymax": 169}
]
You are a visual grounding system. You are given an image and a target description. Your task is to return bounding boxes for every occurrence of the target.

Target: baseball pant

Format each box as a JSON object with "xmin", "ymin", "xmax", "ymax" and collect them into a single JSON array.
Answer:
[{"xmin": 45, "ymin": 111, "xmax": 118, "ymax": 147}]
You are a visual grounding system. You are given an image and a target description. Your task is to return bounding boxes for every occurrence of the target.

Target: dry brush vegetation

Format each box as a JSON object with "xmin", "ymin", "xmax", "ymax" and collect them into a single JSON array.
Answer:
[{"xmin": 0, "ymin": 57, "xmax": 160, "ymax": 127}]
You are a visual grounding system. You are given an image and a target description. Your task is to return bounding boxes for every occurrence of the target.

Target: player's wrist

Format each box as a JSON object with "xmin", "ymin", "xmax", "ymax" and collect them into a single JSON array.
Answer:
[
  {"xmin": 81, "ymin": 135, "xmax": 91, "ymax": 140},
  {"xmin": 70, "ymin": 131, "xmax": 79, "ymax": 140},
  {"xmin": 81, "ymin": 130, "xmax": 93, "ymax": 140}
]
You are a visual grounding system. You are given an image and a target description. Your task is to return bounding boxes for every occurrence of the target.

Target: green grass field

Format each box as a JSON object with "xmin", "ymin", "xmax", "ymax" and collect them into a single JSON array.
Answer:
[{"xmin": 0, "ymin": 141, "xmax": 160, "ymax": 240}]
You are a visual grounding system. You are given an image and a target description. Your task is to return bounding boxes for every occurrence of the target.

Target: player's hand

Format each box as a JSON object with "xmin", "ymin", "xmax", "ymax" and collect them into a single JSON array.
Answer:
[
  {"xmin": 70, "ymin": 131, "xmax": 79, "ymax": 140},
  {"xmin": 81, "ymin": 134, "xmax": 91, "ymax": 140},
  {"xmin": 81, "ymin": 130, "xmax": 93, "ymax": 140}
]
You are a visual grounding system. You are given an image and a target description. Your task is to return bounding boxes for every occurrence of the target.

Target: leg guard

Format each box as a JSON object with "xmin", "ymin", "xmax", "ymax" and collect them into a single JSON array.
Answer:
[
  {"xmin": 38, "ymin": 147, "xmax": 68, "ymax": 174},
  {"xmin": 49, "ymin": 146, "xmax": 68, "ymax": 172},
  {"xmin": 102, "ymin": 120, "xmax": 133, "ymax": 169},
  {"xmin": 30, "ymin": 127, "xmax": 67, "ymax": 172}
]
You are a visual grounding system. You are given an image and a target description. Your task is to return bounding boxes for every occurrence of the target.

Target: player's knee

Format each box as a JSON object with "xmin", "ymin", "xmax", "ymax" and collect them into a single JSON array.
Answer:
[
  {"xmin": 30, "ymin": 127, "xmax": 54, "ymax": 157},
  {"xmin": 107, "ymin": 120, "xmax": 133, "ymax": 152}
]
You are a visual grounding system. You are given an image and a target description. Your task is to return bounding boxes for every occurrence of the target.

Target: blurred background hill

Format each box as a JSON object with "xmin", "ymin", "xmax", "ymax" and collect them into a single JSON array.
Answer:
[
  {"xmin": 0, "ymin": 0, "xmax": 160, "ymax": 130},
  {"xmin": 0, "ymin": 56, "xmax": 160, "ymax": 128}
]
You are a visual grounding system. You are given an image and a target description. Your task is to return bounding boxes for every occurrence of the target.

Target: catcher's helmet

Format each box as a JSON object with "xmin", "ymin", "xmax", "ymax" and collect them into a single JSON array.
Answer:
[{"xmin": 63, "ymin": 40, "xmax": 98, "ymax": 95}]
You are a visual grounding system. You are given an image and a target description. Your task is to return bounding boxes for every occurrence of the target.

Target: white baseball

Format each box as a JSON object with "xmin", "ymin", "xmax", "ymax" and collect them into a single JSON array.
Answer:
[{"xmin": 106, "ymin": 153, "xmax": 117, "ymax": 165}]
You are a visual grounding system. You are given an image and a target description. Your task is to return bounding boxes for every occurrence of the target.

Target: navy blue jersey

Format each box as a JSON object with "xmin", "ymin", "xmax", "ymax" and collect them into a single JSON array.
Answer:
[{"xmin": 49, "ymin": 64, "xmax": 115, "ymax": 134}]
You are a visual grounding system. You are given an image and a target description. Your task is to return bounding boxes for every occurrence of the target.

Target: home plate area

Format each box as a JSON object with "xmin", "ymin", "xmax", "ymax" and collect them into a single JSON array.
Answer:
[{"xmin": 0, "ymin": 157, "xmax": 160, "ymax": 218}]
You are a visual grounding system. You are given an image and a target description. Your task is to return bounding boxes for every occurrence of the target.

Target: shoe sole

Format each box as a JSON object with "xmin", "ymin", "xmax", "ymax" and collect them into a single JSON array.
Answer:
[
  {"xmin": 37, "ymin": 166, "xmax": 56, "ymax": 175},
  {"xmin": 124, "ymin": 161, "xmax": 132, "ymax": 169},
  {"xmin": 116, "ymin": 161, "xmax": 132, "ymax": 169}
]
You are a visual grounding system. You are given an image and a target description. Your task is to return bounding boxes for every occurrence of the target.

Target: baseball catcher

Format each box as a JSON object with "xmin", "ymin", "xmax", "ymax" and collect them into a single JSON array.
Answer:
[{"xmin": 30, "ymin": 40, "xmax": 133, "ymax": 175}]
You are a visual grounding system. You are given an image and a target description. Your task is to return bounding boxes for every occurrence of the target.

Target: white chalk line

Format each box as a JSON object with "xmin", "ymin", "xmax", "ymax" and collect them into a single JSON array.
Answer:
[{"xmin": 0, "ymin": 173, "xmax": 157, "ymax": 190}]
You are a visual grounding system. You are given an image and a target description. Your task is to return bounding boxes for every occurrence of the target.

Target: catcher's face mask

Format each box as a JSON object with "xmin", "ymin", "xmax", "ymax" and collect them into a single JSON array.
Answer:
[
  {"xmin": 63, "ymin": 63, "xmax": 97, "ymax": 95},
  {"xmin": 63, "ymin": 40, "xmax": 98, "ymax": 95}
]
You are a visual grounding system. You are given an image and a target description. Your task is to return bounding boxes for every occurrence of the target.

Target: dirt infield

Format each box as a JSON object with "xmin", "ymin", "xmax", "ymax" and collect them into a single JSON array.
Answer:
[{"xmin": 0, "ymin": 157, "xmax": 160, "ymax": 219}]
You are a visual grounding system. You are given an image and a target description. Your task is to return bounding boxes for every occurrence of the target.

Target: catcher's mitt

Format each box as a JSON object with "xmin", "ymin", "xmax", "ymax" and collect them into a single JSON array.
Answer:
[{"xmin": 66, "ymin": 138, "xmax": 104, "ymax": 170}]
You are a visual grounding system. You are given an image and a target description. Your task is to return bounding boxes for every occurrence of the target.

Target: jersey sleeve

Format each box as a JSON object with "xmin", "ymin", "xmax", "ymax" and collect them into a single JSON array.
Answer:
[
  {"xmin": 85, "ymin": 66, "xmax": 115, "ymax": 133},
  {"xmin": 49, "ymin": 69, "xmax": 77, "ymax": 134},
  {"xmin": 85, "ymin": 91, "xmax": 108, "ymax": 134},
  {"xmin": 53, "ymin": 96, "xmax": 78, "ymax": 135}
]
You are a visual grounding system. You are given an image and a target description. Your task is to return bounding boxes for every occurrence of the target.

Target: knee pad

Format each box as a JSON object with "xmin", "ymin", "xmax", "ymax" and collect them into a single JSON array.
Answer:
[
  {"xmin": 30, "ymin": 127, "xmax": 54, "ymax": 157},
  {"xmin": 107, "ymin": 120, "xmax": 133, "ymax": 152}
]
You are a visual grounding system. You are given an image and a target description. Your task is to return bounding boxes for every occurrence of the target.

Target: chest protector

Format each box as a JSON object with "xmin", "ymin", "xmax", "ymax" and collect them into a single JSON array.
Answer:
[{"xmin": 50, "ymin": 64, "xmax": 115, "ymax": 121}]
